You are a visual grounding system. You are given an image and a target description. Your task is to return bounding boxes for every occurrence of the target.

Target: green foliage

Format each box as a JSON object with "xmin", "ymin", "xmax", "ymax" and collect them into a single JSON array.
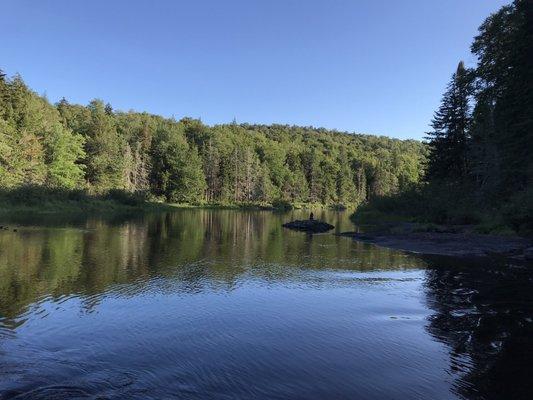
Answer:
[
  {"xmin": 0, "ymin": 72, "xmax": 426, "ymax": 208},
  {"xmin": 271, "ymin": 199, "xmax": 294, "ymax": 210},
  {"xmin": 83, "ymin": 100, "xmax": 125, "ymax": 191},
  {"xmin": 471, "ymin": 1, "xmax": 533, "ymax": 190},
  {"xmin": 45, "ymin": 124, "xmax": 86, "ymax": 188},
  {"xmin": 501, "ymin": 188, "xmax": 533, "ymax": 234},
  {"xmin": 363, "ymin": 0, "xmax": 532, "ymax": 234},
  {"xmin": 0, "ymin": 185, "xmax": 150, "ymax": 212},
  {"xmin": 149, "ymin": 121, "xmax": 206, "ymax": 202},
  {"xmin": 425, "ymin": 61, "xmax": 473, "ymax": 182},
  {"xmin": 0, "ymin": 75, "xmax": 86, "ymax": 189},
  {"xmin": 352, "ymin": 183, "xmax": 484, "ymax": 226}
]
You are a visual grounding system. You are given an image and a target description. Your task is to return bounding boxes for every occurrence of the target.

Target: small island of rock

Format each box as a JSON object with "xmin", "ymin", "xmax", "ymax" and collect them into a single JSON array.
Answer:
[{"xmin": 282, "ymin": 219, "xmax": 334, "ymax": 233}]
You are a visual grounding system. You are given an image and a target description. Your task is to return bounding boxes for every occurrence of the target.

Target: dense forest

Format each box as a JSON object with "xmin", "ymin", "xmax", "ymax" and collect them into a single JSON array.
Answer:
[
  {"xmin": 358, "ymin": 0, "xmax": 532, "ymax": 233},
  {"xmin": 2, "ymin": 1, "xmax": 529, "ymax": 230},
  {"xmin": 0, "ymin": 71, "xmax": 424, "ymax": 208}
]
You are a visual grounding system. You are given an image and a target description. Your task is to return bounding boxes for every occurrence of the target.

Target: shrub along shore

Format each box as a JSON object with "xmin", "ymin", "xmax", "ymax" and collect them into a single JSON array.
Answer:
[{"xmin": 0, "ymin": 186, "xmax": 347, "ymax": 214}]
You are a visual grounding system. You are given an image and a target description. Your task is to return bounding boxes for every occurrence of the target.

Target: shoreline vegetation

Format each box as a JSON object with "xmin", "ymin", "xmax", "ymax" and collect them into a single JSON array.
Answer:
[
  {"xmin": 0, "ymin": 186, "xmax": 349, "ymax": 215},
  {"xmin": 349, "ymin": 1, "xmax": 532, "ymax": 239},
  {"xmin": 1, "ymin": 185, "xmax": 531, "ymax": 261}
]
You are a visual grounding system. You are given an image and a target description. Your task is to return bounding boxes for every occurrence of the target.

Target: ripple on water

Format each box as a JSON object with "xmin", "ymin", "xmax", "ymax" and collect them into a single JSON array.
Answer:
[{"xmin": 1, "ymin": 210, "xmax": 531, "ymax": 399}]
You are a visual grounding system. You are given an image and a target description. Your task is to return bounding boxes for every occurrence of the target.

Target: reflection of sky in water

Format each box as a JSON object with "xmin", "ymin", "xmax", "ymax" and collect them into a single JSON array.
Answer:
[{"xmin": 0, "ymin": 210, "xmax": 531, "ymax": 399}]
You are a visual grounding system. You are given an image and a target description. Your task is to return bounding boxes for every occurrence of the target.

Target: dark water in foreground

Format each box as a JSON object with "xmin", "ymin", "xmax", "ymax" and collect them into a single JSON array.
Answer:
[{"xmin": 0, "ymin": 210, "xmax": 532, "ymax": 399}]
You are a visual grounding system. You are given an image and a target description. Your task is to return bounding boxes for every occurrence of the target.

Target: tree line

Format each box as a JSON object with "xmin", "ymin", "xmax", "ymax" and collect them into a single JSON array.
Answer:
[
  {"xmin": 366, "ymin": 0, "xmax": 532, "ymax": 232},
  {"xmin": 0, "ymin": 72, "xmax": 425, "ymax": 207}
]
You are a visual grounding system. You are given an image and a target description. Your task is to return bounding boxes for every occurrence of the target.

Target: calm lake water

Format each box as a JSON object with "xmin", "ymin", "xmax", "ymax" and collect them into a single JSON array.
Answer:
[{"xmin": 0, "ymin": 210, "xmax": 532, "ymax": 399}]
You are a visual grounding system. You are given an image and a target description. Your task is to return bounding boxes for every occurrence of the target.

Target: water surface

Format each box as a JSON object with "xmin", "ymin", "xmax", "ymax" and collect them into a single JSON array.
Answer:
[{"xmin": 0, "ymin": 210, "xmax": 531, "ymax": 399}]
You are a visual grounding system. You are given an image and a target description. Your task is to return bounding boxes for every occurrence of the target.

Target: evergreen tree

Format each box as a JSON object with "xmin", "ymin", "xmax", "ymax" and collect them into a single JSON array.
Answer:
[
  {"xmin": 425, "ymin": 61, "xmax": 473, "ymax": 182},
  {"xmin": 336, "ymin": 149, "xmax": 356, "ymax": 204},
  {"xmin": 45, "ymin": 124, "xmax": 86, "ymax": 189},
  {"xmin": 0, "ymin": 119, "xmax": 17, "ymax": 187},
  {"xmin": 283, "ymin": 150, "xmax": 309, "ymax": 202},
  {"xmin": 84, "ymin": 100, "xmax": 125, "ymax": 190},
  {"xmin": 0, "ymin": 69, "xmax": 7, "ymax": 119},
  {"xmin": 202, "ymin": 138, "xmax": 221, "ymax": 202},
  {"xmin": 177, "ymin": 145, "xmax": 207, "ymax": 203},
  {"xmin": 301, "ymin": 148, "xmax": 322, "ymax": 203},
  {"xmin": 3, "ymin": 76, "xmax": 48, "ymax": 185},
  {"xmin": 471, "ymin": 0, "xmax": 533, "ymax": 193},
  {"xmin": 104, "ymin": 102, "xmax": 113, "ymax": 116},
  {"xmin": 150, "ymin": 124, "xmax": 206, "ymax": 202}
]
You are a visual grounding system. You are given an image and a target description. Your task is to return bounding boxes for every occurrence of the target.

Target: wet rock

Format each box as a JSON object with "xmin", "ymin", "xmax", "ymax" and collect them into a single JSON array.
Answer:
[{"xmin": 282, "ymin": 219, "xmax": 334, "ymax": 233}]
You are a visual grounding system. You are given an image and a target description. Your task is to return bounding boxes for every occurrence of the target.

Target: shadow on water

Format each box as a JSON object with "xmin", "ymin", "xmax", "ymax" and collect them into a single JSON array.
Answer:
[{"xmin": 421, "ymin": 255, "xmax": 533, "ymax": 400}]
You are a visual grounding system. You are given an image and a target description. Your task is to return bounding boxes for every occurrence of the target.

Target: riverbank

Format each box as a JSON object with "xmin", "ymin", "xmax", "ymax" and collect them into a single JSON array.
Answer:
[
  {"xmin": 0, "ymin": 188, "xmax": 167, "ymax": 215},
  {"xmin": 339, "ymin": 223, "xmax": 533, "ymax": 261},
  {"xmin": 0, "ymin": 201, "xmax": 346, "ymax": 215},
  {"xmin": 0, "ymin": 200, "xmax": 275, "ymax": 215},
  {"xmin": 0, "ymin": 187, "xmax": 346, "ymax": 215},
  {"xmin": 0, "ymin": 199, "xmax": 173, "ymax": 215}
]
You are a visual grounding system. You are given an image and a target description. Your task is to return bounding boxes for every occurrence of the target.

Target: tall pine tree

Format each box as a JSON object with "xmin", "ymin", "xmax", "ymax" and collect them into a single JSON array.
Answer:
[
  {"xmin": 425, "ymin": 61, "xmax": 473, "ymax": 182},
  {"xmin": 470, "ymin": 0, "xmax": 533, "ymax": 193}
]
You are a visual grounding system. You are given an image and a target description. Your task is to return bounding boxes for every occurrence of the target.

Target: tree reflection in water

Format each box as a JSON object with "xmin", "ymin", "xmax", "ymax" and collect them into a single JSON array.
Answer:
[
  {"xmin": 1, "ymin": 210, "xmax": 532, "ymax": 399},
  {"xmin": 423, "ymin": 255, "xmax": 533, "ymax": 400}
]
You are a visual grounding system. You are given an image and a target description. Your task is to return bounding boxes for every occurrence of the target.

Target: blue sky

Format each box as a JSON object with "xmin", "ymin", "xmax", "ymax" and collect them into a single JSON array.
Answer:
[{"xmin": 1, "ymin": 0, "xmax": 510, "ymax": 139}]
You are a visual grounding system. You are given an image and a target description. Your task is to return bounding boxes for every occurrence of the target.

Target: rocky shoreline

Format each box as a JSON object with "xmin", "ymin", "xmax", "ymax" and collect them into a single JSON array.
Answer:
[{"xmin": 338, "ymin": 228, "xmax": 533, "ymax": 261}]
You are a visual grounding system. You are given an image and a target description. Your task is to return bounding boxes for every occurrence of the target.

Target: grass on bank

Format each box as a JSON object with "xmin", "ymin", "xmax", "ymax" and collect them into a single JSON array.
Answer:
[
  {"xmin": 0, "ymin": 186, "xmax": 353, "ymax": 214},
  {"xmin": 0, "ymin": 186, "xmax": 167, "ymax": 214}
]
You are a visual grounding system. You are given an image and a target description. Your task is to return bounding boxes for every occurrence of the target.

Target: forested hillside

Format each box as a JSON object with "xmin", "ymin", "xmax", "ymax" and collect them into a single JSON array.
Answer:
[
  {"xmin": 0, "ymin": 72, "xmax": 425, "ymax": 207},
  {"xmin": 358, "ymin": 0, "xmax": 532, "ymax": 233}
]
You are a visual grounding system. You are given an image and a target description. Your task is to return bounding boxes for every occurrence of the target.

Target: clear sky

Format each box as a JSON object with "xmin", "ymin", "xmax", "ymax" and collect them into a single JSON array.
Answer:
[{"xmin": 1, "ymin": 0, "xmax": 510, "ymax": 140}]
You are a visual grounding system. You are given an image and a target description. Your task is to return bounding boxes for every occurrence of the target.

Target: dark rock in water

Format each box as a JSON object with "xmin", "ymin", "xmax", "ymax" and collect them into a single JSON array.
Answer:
[
  {"xmin": 524, "ymin": 247, "xmax": 533, "ymax": 260},
  {"xmin": 282, "ymin": 219, "xmax": 334, "ymax": 233}
]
